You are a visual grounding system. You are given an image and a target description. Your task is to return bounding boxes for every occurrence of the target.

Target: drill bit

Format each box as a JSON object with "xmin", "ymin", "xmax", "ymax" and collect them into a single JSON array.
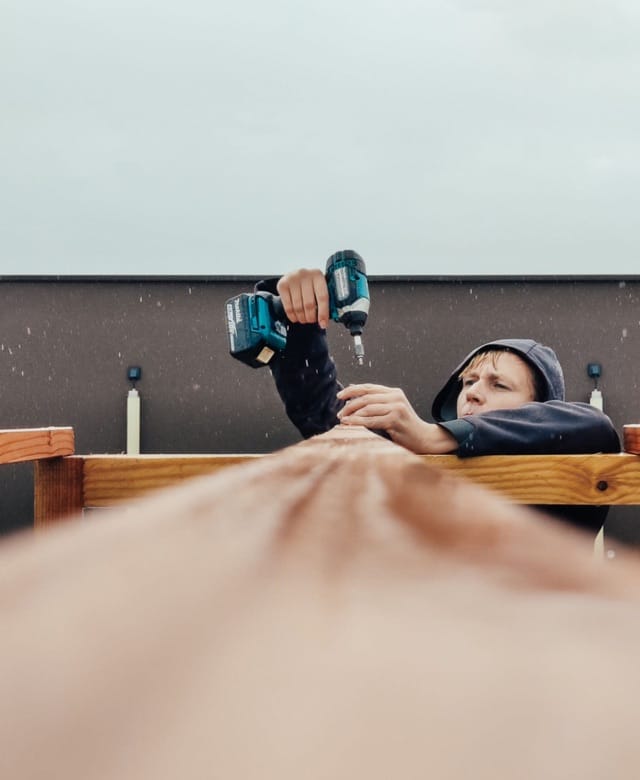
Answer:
[{"xmin": 353, "ymin": 334, "xmax": 365, "ymax": 366}]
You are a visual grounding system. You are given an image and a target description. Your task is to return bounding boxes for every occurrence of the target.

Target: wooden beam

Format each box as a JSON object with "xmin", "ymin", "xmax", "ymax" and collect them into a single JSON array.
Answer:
[
  {"xmin": 26, "ymin": 426, "xmax": 640, "ymax": 526},
  {"xmin": 6, "ymin": 426, "xmax": 640, "ymax": 778},
  {"xmin": 74, "ymin": 449, "xmax": 640, "ymax": 510},
  {"xmin": 81, "ymin": 453, "xmax": 262, "ymax": 506},
  {"xmin": 0, "ymin": 427, "xmax": 74, "ymax": 465},
  {"xmin": 421, "ymin": 452, "xmax": 640, "ymax": 505}
]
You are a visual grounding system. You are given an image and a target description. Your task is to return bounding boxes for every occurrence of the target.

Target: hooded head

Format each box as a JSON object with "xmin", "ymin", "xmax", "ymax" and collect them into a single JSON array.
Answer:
[{"xmin": 431, "ymin": 339, "xmax": 565, "ymax": 422}]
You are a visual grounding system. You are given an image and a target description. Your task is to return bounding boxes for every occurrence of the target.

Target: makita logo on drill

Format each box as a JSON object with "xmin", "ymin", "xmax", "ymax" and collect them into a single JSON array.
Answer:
[
  {"xmin": 226, "ymin": 302, "xmax": 238, "ymax": 345},
  {"xmin": 234, "ymin": 298, "xmax": 243, "ymax": 323}
]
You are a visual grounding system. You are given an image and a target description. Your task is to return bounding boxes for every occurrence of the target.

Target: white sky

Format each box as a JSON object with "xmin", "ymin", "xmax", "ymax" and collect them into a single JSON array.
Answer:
[{"xmin": 3, "ymin": 0, "xmax": 640, "ymax": 276}]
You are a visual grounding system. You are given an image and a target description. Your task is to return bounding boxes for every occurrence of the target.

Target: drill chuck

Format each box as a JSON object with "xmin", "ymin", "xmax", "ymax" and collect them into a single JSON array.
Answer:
[{"xmin": 352, "ymin": 334, "xmax": 365, "ymax": 366}]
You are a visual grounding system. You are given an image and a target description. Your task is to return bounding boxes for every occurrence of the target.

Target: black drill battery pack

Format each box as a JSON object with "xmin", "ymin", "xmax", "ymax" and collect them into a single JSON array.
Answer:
[{"xmin": 225, "ymin": 292, "xmax": 287, "ymax": 368}]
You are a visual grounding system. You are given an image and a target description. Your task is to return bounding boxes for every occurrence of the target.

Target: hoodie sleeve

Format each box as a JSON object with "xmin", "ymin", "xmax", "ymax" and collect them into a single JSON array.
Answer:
[
  {"xmin": 438, "ymin": 400, "xmax": 620, "ymax": 457},
  {"xmin": 256, "ymin": 278, "xmax": 344, "ymax": 439}
]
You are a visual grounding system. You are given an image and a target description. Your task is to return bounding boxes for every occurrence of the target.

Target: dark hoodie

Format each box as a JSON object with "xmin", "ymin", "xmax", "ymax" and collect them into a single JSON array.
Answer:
[
  {"xmin": 431, "ymin": 338, "xmax": 620, "ymax": 459},
  {"xmin": 260, "ymin": 294, "xmax": 620, "ymax": 532},
  {"xmin": 429, "ymin": 339, "xmax": 620, "ymax": 533}
]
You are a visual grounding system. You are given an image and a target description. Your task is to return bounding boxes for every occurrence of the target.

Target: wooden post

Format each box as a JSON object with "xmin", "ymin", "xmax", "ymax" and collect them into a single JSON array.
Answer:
[
  {"xmin": 33, "ymin": 456, "xmax": 84, "ymax": 527},
  {"xmin": 0, "ymin": 427, "xmax": 77, "ymax": 527}
]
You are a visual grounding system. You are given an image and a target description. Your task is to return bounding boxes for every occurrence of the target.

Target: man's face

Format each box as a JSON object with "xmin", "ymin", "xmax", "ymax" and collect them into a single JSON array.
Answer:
[{"xmin": 456, "ymin": 352, "xmax": 536, "ymax": 418}]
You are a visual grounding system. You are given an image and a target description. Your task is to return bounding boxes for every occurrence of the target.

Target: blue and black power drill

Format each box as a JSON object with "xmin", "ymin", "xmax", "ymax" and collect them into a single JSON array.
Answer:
[{"xmin": 226, "ymin": 249, "xmax": 370, "ymax": 368}]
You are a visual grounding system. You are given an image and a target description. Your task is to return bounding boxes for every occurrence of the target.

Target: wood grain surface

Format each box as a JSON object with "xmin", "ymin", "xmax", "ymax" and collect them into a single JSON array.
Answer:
[
  {"xmin": 81, "ymin": 453, "xmax": 263, "ymax": 504},
  {"xmin": 0, "ymin": 426, "xmax": 74, "ymax": 464},
  {"xmin": 422, "ymin": 452, "xmax": 640, "ymax": 504},
  {"xmin": 4, "ymin": 426, "xmax": 640, "ymax": 778},
  {"xmin": 624, "ymin": 423, "xmax": 640, "ymax": 455},
  {"xmin": 37, "ymin": 450, "xmax": 640, "ymax": 521}
]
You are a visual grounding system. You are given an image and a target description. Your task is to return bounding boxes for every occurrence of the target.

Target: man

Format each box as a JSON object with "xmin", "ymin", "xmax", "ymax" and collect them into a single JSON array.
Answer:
[{"xmin": 258, "ymin": 267, "xmax": 620, "ymax": 532}]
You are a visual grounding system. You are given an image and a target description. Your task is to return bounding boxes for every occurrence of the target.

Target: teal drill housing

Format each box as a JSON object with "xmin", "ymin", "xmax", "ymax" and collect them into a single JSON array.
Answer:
[
  {"xmin": 325, "ymin": 250, "xmax": 369, "ymax": 365},
  {"xmin": 226, "ymin": 249, "xmax": 370, "ymax": 368}
]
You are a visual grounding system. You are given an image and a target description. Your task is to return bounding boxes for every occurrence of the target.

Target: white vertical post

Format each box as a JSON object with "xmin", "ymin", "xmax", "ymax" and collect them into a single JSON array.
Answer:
[
  {"xmin": 589, "ymin": 388, "xmax": 603, "ymax": 411},
  {"xmin": 127, "ymin": 388, "xmax": 141, "ymax": 455}
]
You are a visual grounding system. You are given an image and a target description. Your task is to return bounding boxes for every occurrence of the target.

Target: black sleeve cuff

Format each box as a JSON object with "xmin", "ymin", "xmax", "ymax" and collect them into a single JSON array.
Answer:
[
  {"xmin": 438, "ymin": 419, "xmax": 475, "ymax": 453},
  {"xmin": 255, "ymin": 277, "xmax": 280, "ymax": 295}
]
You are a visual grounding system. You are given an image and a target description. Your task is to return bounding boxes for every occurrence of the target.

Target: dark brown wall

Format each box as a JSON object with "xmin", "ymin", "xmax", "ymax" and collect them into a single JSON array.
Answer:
[{"xmin": 1, "ymin": 278, "xmax": 639, "ymax": 544}]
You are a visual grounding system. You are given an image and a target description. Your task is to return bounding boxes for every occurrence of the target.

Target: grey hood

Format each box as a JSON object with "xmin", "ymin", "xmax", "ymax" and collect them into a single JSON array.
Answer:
[{"xmin": 431, "ymin": 338, "xmax": 566, "ymax": 422}]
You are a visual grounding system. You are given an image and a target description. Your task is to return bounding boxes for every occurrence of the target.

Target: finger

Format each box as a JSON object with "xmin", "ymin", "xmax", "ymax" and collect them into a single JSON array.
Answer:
[
  {"xmin": 311, "ymin": 274, "xmax": 330, "ymax": 329},
  {"xmin": 298, "ymin": 273, "xmax": 324, "ymax": 324},
  {"xmin": 340, "ymin": 409, "xmax": 393, "ymax": 430},
  {"xmin": 277, "ymin": 275, "xmax": 299, "ymax": 322},
  {"xmin": 339, "ymin": 400, "xmax": 392, "ymax": 418},
  {"xmin": 277, "ymin": 270, "xmax": 316, "ymax": 323},
  {"xmin": 337, "ymin": 398, "xmax": 370, "ymax": 418},
  {"xmin": 278, "ymin": 269, "xmax": 326, "ymax": 324},
  {"xmin": 338, "ymin": 402, "xmax": 400, "ymax": 432},
  {"xmin": 288, "ymin": 283, "xmax": 307, "ymax": 323},
  {"xmin": 277, "ymin": 286, "xmax": 296, "ymax": 322},
  {"xmin": 338, "ymin": 394, "xmax": 395, "ymax": 420},
  {"xmin": 337, "ymin": 383, "xmax": 387, "ymax": 401}
]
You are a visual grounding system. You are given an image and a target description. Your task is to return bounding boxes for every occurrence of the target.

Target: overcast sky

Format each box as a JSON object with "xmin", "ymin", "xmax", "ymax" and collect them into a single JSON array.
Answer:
[{"xmin": 3, "ymin": 0, "xmax": 640, "ymax": 276}]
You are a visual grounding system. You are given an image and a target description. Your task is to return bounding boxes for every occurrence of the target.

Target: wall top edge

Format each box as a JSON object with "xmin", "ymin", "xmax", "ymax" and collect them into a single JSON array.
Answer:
[{"xmin": 1, "ymin": 274, "xmax": 640, "ymax": 284}]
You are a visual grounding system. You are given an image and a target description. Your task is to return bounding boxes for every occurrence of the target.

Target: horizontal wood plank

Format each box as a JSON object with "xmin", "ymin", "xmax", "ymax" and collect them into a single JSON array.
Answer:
[
  {"xmin": 79, "ymin": 454, "xmax": 263, "ymax": 506},
  {"xmin": 421, "ymin": 453, "xmax": 640, "ymax": 505},
  {"xmin": 0, "ymin": 427, "xmax": 74, "ymax": 465},
  {"xmin": 69, "ymin": 450, "xmax": 640, "ymax": 509}
]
